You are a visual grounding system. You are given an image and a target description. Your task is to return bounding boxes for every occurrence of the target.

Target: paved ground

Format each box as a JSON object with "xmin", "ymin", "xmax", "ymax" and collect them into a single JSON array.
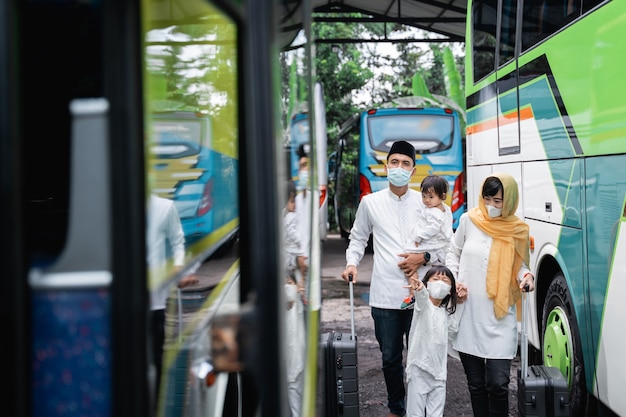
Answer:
[{"xmin": 320, "ymin": 233, "xmax": 521, "ymax": 417}]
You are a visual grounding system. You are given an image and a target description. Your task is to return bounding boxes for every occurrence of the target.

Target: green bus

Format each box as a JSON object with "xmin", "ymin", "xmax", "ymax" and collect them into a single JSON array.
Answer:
[{"xmin": 465, "ymin": 0, "xmax": 625, "ymax": 415}]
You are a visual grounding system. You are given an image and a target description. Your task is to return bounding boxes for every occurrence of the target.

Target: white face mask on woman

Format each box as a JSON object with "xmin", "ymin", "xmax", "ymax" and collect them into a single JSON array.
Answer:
[
  {"xmin": 486, "ymin": 204, "xmax": 502, "ymax": 218},
  {"xmin": 427, "ymin": 280, "xmax": 451, "ymax": 300}
]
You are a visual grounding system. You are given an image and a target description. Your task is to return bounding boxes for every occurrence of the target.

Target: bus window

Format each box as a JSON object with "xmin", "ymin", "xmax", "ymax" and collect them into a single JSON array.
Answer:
[
  {"xmin": 335, "ymin": 107, "xmax": 466, "ymax": 235},
  {"xmin": 472, "ymin": 0, "xmax": 497, "ymax": 82},
  {"xmin": 498, "ymin": 0, "xmax": 517, "ymax": 67},
  {"xmin": 368, "ymin": 114, "xmax": 455, "ymax": 153},
  {"xmin": 522, "ymin": 0, "xmax": 581, "ymax": 51}
]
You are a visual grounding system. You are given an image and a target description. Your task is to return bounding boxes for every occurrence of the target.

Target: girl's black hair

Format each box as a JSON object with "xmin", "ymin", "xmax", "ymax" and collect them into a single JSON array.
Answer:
[
  {"xmin": 421, "ymin": 175, "xmax": 448, "ymax": 200},
  {"xmin": 482, "ymin": 176, "xmax": 503, "ymax": 198},
  {"xmin": 423, "ymin": 265, "xmax": 458, "ymax": 314}
]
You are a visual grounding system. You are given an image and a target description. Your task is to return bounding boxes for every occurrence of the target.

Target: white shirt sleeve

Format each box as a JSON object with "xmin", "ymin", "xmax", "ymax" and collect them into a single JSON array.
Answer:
[
  {"xmin": 165, "ymin": 203, "xmax": 186, "ymax": 267},
  {"xmin": 517, "ymin": 261, "xmax": 531, "ymax": 283},
  {"xmin": 345, "ymin": 196, "xmax": 372, "ymax": 267},
  {"xmin": 446, "ymin": 213, "xmax": 468, "ymax": 279}
]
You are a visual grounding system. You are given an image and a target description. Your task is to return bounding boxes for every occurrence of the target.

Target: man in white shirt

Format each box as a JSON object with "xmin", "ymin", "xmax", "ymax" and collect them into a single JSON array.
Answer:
[
  {"xmin": 341, "ymin": 141, "xmax": 429, "ymax": 417},
  {"xmin": 146, "ymin": 194, "xmax": 198, "ymax": 401}
]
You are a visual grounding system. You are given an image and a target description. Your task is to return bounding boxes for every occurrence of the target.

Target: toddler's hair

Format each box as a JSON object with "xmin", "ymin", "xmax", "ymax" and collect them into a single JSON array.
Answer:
[
  {"xmin": 423, "ymin": 265, "xmax": 458, "ymax": 314},
  {"xmin": 421, "ymin": 175, "xmax": 448, "ymax": 200}
]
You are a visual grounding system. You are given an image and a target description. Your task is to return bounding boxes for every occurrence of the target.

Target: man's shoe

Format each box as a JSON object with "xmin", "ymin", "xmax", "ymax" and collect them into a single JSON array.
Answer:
[{"xmin": 400, "ymin": 296, "xmax": 414, "ymax": 310}]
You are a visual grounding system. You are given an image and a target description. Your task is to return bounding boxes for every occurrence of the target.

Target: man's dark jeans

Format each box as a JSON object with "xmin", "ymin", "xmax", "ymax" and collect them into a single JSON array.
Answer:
[
  {"xmin": 371, "ymin": 307, "xmax": 413, "ymax": 417},
  {"xmin": 459, "ymin": 352, "xmax": 512, "ymax": 417}
]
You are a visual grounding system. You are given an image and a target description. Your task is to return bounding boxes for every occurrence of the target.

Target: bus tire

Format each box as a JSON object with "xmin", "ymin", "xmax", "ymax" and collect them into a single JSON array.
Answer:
[{"xmin": 541, "ymin": 273, "xmax": 587, "ymax": 415}]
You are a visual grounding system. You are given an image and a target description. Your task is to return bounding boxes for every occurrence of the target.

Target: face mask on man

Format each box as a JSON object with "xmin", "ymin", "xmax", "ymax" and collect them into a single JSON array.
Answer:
[
  {"xmin": 486, "ymin": 204, "xmax": 502, "ymax": 218},
  {"xmin": 387, "ymin": 167, "xmax": 412, "ymax": 187},
  {"xmin": 427, "ymin": 280, "xmax": 451, "ymax": 300}
]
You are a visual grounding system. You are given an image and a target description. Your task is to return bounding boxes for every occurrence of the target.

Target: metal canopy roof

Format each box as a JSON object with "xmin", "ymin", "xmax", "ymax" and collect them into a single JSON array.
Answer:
[
  {"xmin": 280, "ymin": 0, "xmax": 467, "ymax": 48},
  {"xmin": 147, "ymin": 0, "xmax": 467, "ymax": 48}
]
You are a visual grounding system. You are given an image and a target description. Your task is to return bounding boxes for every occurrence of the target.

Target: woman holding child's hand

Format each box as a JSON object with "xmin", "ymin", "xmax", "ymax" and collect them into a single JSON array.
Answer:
[{"xmin": 445, "ymin": 173, "xmax": 533, "ymax": 417}]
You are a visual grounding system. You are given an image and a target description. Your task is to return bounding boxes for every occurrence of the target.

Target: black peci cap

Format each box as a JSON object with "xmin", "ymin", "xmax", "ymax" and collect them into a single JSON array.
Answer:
[{"xmin": 387, "ymin": 140, "xmax": 416, "ymax": 163}]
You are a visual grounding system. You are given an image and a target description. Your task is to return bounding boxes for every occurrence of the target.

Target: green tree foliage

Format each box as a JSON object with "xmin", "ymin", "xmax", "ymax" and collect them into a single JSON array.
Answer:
[
  {"xmin": 313, "ymin": 18, "xmax": 374, "ymax": 133},
  {"xmin": 145, "ymin": 22, "xmax": 239, "ymax": 154},
  {"xmin": 280, "ymin": 22, "xmax": 465, "ymax": 231},
  {"xmin": 412, "ymin": 72, "xmax": 433, "ymax": 99},
  {"xmin": 288, "ymin": 59, "xmax": 298, "ymax": 122},
  {"xmin": 311, "ymin": 17, "xmax": 378, "ymax": 231},
  {"xmin": 442, "ymin": 46, "xmax": 465, "ymax": 112}
]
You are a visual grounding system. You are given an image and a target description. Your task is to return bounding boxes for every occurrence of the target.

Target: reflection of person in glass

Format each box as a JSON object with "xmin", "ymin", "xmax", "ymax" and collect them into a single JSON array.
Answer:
[
  {"xmin": 284, "ymin": 270, "xmax": 305, "ymax": 417},
  {"xmin": 284, "ymin": 181, "xmax": 308, "ymax": 296},
  {"xmin": 295, "ymin": 151, "xmax": 312, "ymax": 261},
  {"xmin": 283, "ymin": 181, "xmax": 306, "ymax": 416},
  {"xmin": 146, "ymin": 194, "xmax": 198, "ymax": 402}
]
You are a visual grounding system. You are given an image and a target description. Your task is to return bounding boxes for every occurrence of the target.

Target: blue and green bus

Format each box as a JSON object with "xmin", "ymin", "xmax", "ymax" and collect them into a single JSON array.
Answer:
[
  {"xmin": 151, "ymin": 111, "xmax": 239, "ymax": 249},
  {"xmin": 465, "ymin": 0, "xmax": 625, "ymax": 414},
  {"xmin": 334, "ymin": 105, "xmax": 466, "ymax": 238}
]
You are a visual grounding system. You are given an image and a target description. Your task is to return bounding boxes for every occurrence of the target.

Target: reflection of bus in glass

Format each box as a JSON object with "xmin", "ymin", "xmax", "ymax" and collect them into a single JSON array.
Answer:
[
  {"xmin": 466, "ymin": 0, "xmax": 626, "ymax": 415},
  {"xmin": 286, "ymin": 83, "xmax": 329, "ymax": 242},
  {"xmin": 334, "ymin": 106, "xmax": 465, "ymax": 238},
  {"xmin": 151, "ymin": 111, "xmax": 239, "ymax": 249}
]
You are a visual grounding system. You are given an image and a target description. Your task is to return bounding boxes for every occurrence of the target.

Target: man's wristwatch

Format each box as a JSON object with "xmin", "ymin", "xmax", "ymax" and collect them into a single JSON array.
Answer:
[{"xmin": 423, "ymin": 252, "xmax": 431, "ymax": 265}]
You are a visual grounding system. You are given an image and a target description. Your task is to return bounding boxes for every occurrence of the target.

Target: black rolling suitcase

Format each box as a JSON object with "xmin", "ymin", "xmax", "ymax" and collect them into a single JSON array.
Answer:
[
  {"xmin": 320, "ymin": 275, "xmax": 359, "ymax": 417},
  {"xmin": 518, "ymin": 290, "xmax": 570, "ymax": 417}
]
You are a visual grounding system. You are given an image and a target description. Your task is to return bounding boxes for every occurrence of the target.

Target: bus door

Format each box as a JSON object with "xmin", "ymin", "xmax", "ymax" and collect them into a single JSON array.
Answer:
[
  {"xmin": 5, "ymin": 1, "xmax": 149, "ymax": 415},
  {"xmin": 467, "ymin": 0, "xmax": 522, "ymax": 203},
  {"xmin": 496, "ymin": 0, "xmax": 521, "ymax": 156},
  {"xmin": 332, "ymin": 114, "xmax": 361, "ymax": 239}
]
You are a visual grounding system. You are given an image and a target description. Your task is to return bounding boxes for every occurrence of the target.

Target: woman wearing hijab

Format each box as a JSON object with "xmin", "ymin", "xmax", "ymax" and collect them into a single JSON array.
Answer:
[{"xmin": 446, "ymin": 173, "xmax": 535, "ymax": 417}]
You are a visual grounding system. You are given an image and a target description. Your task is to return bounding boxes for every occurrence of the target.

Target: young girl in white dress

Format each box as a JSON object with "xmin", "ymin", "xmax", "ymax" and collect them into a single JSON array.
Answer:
[{"xmin": 405, "ymin": 265, "xmax": 460, "ymax": 417}]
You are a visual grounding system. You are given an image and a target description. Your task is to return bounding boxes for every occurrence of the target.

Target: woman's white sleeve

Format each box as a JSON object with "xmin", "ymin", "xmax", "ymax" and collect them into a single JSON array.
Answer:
[
  {"xmin": 516, "ymin": 260, "xmax": 531, "ymax": 283},
  {"xmin": 445, "ymin": 214, "xmax": 467, "ymax": 279}
]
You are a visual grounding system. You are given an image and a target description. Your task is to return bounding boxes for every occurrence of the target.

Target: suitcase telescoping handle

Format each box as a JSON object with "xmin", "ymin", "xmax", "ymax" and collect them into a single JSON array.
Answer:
[
  {"xmin": 349, "ymin": 274, "xmax": 356, "ymax": 341},
  {"xmin": 520, "ymin": 284, "xmax": 530, "ymax": 379}
]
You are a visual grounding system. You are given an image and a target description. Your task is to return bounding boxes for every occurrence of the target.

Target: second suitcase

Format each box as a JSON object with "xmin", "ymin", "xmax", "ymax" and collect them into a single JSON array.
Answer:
[
  {"xmin": 518, "ymin": 290, "xmax": 570, "ymax": 417},
  {"xmin": 518, "ymin": 365, "xmax": 570, "ymax": 417}
]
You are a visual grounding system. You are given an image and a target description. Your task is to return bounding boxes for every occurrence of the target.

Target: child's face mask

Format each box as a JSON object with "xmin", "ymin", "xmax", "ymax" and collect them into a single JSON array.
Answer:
[{"xmin": 427, "ymin": 280, "xmax": 451, "ymax": 299}]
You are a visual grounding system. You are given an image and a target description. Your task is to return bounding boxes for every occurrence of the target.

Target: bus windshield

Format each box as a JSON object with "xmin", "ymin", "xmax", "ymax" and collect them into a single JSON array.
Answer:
[{"xmin": 368, "ymin": 114, "xmax": 455, "ymax": 153}]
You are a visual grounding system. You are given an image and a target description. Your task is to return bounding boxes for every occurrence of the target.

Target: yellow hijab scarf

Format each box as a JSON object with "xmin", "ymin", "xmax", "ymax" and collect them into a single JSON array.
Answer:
[{"xmin": 467, "ymin": 173, "xmax": 530, "ymax": 319}]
